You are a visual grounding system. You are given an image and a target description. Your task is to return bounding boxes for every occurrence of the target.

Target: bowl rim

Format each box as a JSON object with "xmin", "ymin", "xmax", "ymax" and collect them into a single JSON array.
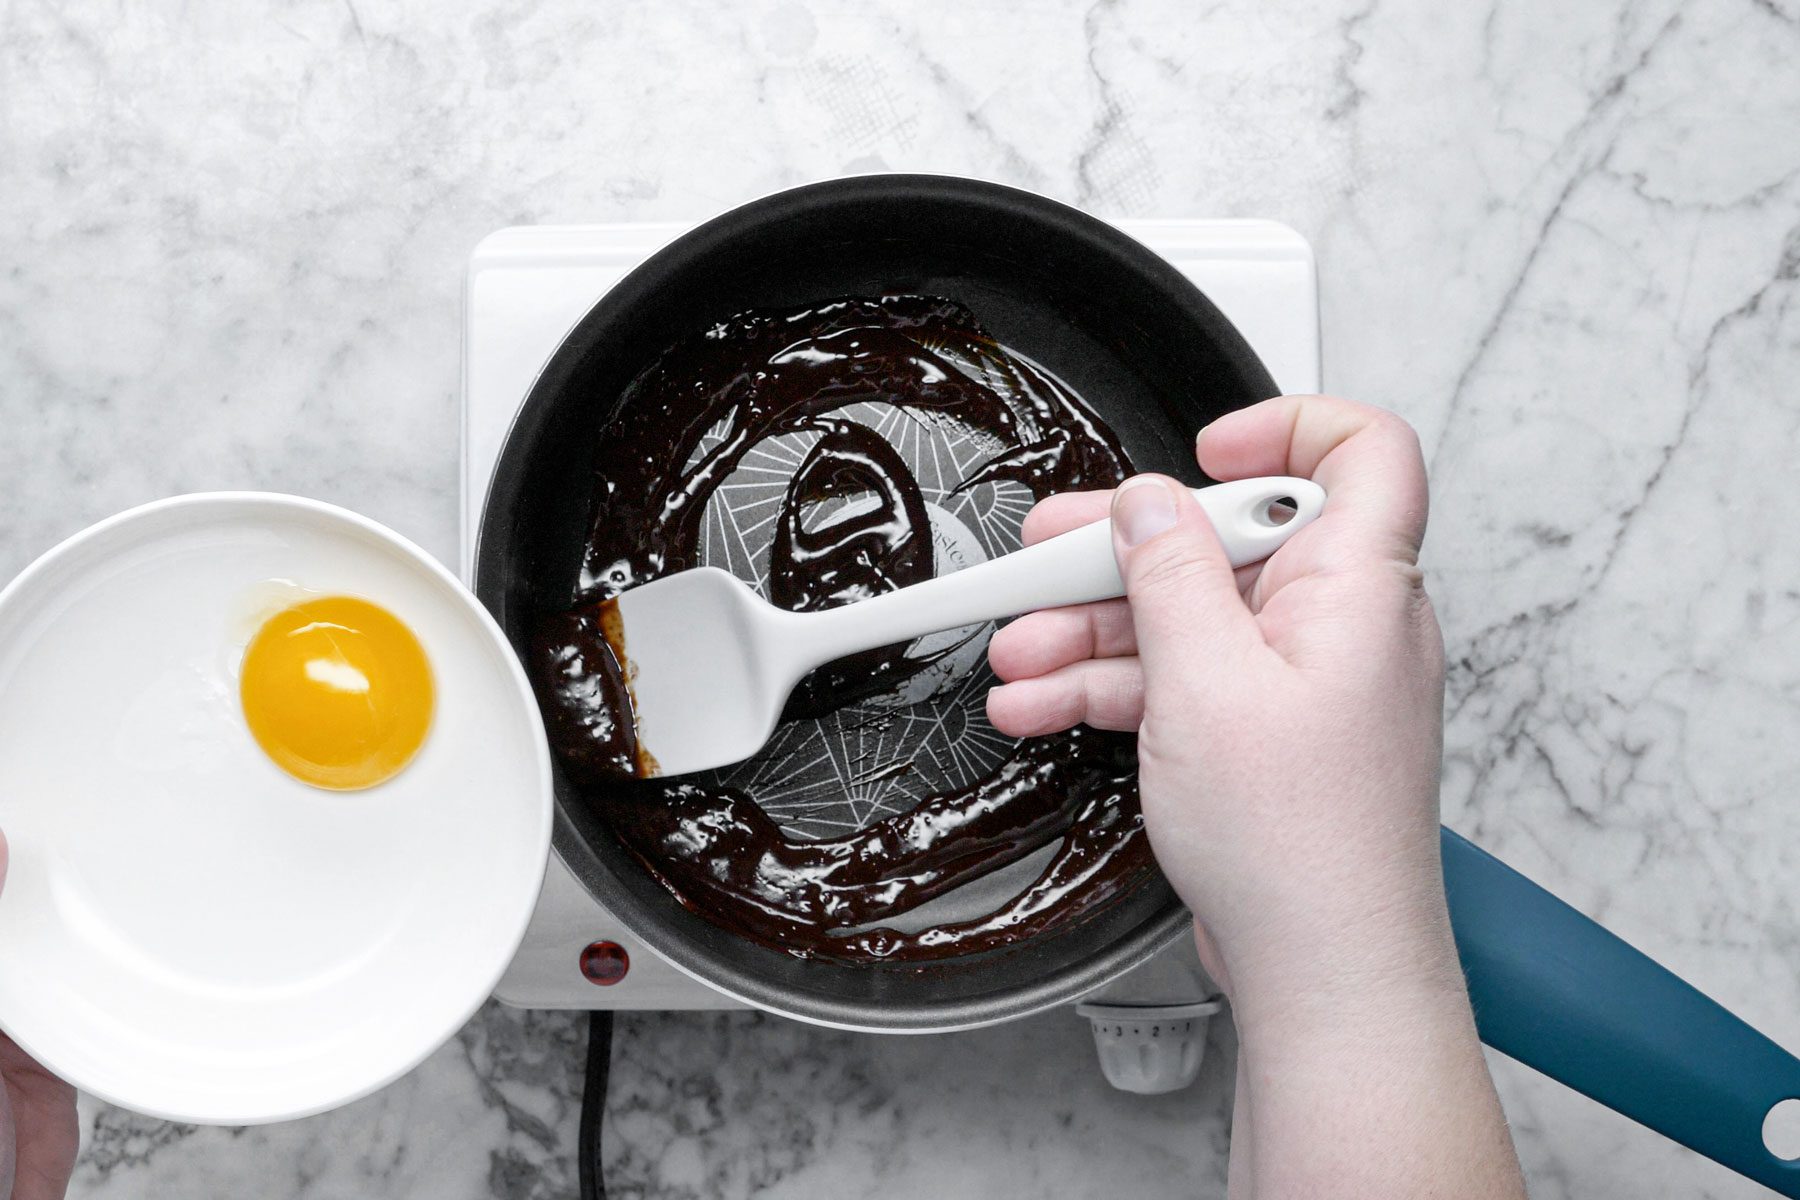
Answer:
[{"xmin": 0, "ymin": 490, "xmax": 554, "ymax": 1124}]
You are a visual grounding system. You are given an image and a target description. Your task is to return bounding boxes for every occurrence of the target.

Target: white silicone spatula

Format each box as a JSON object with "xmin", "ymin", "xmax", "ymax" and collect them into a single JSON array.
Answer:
[{"xmin": 612, "ymin": 476, "xmax": 1324, "ymax": 777}]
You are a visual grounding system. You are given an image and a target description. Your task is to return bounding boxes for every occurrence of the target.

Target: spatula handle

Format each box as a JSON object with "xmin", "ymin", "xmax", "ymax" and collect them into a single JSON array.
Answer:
[{"xmin": 798, "ymin": 476, "xmax": 1323, "ymax": 664}]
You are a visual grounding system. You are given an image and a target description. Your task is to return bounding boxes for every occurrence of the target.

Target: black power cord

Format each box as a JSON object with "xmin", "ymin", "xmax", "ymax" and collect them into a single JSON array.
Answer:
[{"xmin": 578, "ymin": 1012, "xmax": 614, "ymax": 1200}]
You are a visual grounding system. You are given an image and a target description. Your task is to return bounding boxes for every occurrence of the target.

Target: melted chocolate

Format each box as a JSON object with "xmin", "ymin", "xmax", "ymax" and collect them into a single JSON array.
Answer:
[
  {"xmin": 769, "ymin": 419, "xmax": 937, "ymax": 719},
  {"xmin": 532, "ymin": 296, "xmax": 1155, "ymax": 962},
  {"xmin": 532, "ymin": 600, "xmax": 655, "ymax": 779}
]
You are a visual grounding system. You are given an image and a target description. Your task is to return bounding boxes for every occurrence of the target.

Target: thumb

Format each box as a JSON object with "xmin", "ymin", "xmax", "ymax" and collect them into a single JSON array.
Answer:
[{"xmin": 1111, "ymin": 475, "xmax": 1261, "ymax": 675}]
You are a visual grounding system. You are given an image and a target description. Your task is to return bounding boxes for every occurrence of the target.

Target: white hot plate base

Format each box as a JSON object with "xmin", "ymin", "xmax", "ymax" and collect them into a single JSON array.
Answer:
[{"xmin": 462, "ymin": 216, "xmax": 1320, "ymax": 1013}]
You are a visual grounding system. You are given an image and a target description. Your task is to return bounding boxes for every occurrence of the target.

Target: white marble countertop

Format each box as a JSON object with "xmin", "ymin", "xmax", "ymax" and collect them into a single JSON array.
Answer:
[{"xmin": 3, "ymin": 0, "xmax": 1797, "ymax": 1196}]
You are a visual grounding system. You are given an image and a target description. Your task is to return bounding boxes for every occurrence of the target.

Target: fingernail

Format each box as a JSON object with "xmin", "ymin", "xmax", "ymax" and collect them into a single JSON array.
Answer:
[
  {"xmin": 1113, "ymin": 476, "xmax": 1179, "ymax": 547},
  {"xmin": 1194, "ymin": 423, "xmax": 1220, "ymax": 463}
]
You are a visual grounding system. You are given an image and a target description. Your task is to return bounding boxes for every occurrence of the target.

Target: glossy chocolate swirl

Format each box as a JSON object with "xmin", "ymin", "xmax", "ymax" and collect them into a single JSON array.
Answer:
[{"xmin": 531, "ymin": 295, "xmax": 1156, "ymax": 962}]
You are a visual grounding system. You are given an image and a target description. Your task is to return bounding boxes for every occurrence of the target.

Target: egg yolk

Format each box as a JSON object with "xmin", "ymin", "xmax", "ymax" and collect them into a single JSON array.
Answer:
[{"xmin": 240, "ymin": 595, "xmax": 434, "ymax": 791}]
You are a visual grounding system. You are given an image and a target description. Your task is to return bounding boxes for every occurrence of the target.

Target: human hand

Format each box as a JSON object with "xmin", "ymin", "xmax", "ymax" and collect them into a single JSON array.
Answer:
[
  {"xmin": 986, "ymin": 394, "xmax": 1451, "ymax": 1008},
  {"xmin": 987, "ymin": 395, "xmax": 1522, "ymax": 1197},
  {"xmin": 0, "ymin": 830, "xmax": 79, "ymax": 1200},
  {"xmin": 987, "ymin": 394, "xmax": 1520, "ymax": 1194}
]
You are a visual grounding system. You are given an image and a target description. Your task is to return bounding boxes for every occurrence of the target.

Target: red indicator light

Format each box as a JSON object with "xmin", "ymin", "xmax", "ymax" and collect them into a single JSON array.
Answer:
[{"xmin": 580, "ymin": 940, "xmax": 630, "ymax": 986}]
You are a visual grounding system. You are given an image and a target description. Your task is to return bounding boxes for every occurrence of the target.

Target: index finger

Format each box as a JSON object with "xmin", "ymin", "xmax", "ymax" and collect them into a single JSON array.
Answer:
[
  {"xmin": 1196, "ymin": 394, "xmax": 1429, "ymax": 565},
  {"xmin": 1019, "ymin": 490, "xmax": 1113, "ymax": 546}
]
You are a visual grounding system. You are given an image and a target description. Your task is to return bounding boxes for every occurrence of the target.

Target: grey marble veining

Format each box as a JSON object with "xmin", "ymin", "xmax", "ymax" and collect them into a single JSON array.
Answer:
[{"xmin": 2, "ymin": 0, "xmax": 1798, "ymax": 1196}]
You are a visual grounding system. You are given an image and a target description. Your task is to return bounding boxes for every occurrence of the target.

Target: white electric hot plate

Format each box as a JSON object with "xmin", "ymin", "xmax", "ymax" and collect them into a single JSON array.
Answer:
[
  {"xmin": 466, "ymin": 219, "xmax": 1321, "ymax": 1012},
  {"xmin": 0, "ymin": 494, "xmax": 552, "ymax": 1124}
]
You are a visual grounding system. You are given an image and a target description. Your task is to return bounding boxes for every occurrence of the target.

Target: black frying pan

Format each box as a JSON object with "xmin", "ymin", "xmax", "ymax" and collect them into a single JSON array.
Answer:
[
  {"xmin": 477, "ymin": 178, "xmax": 1800, "ymax": 1197},
  {"xmin": 473, "ymin": 175, "xmax": 1273, "ymax": 1031}
]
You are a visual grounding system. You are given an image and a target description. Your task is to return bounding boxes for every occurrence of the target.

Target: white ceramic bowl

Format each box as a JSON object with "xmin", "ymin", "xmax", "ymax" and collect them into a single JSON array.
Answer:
[{"xmin": 0, "ymin": 494, "xmax": 552, "ymax": 1124}]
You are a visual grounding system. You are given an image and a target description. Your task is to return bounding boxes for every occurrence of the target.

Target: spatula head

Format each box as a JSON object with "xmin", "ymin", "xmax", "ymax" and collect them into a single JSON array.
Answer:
[{"xmin": 610, "ymin": 567, "xmax": 793, "ymax": 777}]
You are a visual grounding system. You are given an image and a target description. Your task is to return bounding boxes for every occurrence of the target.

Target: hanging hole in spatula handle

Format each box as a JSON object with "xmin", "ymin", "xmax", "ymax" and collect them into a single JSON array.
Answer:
[
  {"xmin": 1190, "ymin": 476, "xmax": 1325, "ymax": 566},
  {"xmin": 1255, "ymin": 495, "xmax": 1299, "ymax": 526}
]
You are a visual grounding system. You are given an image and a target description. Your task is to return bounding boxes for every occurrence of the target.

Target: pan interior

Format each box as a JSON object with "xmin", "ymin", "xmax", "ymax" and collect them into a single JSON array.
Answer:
[
  {"xmin": 477, "ymin": 177, "xmax": 1276, "ymax": 1027},
  {"xmin": 687, "ymin": 375, "xmax": 1067, "ymax": 931}
]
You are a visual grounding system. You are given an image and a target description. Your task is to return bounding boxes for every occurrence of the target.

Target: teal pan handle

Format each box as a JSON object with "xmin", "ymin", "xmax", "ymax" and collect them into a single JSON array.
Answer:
[{"xmin": 1442, "ymin": 828, "xmax": 1800, "ymax": 1195}]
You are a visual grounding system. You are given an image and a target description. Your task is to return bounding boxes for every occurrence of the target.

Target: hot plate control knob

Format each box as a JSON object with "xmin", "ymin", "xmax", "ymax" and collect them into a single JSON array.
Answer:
[{"xmin": 1075, "ymin": 999, "xmax": 1224, "ymax": 1094}]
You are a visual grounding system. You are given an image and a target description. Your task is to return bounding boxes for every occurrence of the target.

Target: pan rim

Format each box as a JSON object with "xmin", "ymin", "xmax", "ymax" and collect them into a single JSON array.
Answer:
[{"xmin": 474, "ymin": 173, "xmax": 1276, "ymax": 1031}]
